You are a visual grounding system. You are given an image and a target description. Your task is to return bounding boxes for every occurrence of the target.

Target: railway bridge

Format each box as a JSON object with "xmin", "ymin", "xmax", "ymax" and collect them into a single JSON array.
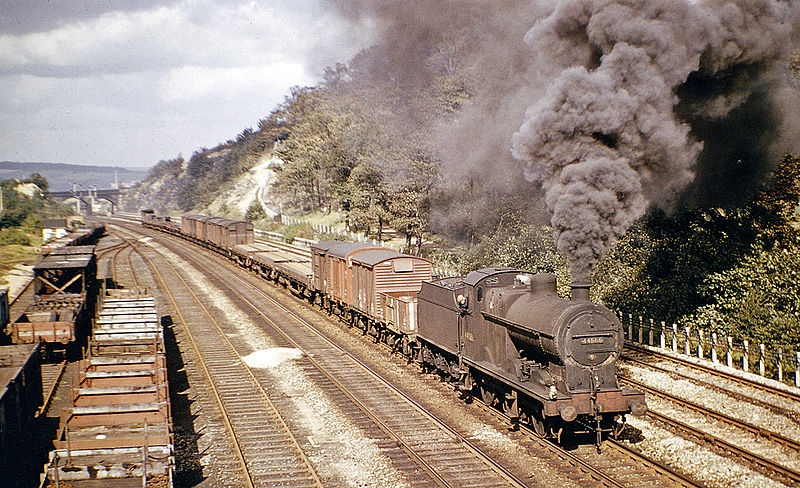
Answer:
[{"xmin": 46, "ymin": 187, "xmax": 127, "ymax": 215}]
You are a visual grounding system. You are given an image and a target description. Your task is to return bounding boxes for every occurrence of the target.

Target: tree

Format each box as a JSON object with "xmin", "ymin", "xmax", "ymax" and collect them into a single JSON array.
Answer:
[
  {"xmin": 245, "ymin": 200, "xmax": 266, "ymax": 221},
  {"xmin": 686, "ymin": 241, "xmax": 800, "ymax": 347},
  {"xmin": 346, "ymin": 162, "xmax": 389, "ymax": 238},
  {"xmin": 600, "ymin": 155, "xmax": 800, "ymax": 327},
  {"xmin": 26, "ymin": 173, "xmax": 49, "ymax": 193}
]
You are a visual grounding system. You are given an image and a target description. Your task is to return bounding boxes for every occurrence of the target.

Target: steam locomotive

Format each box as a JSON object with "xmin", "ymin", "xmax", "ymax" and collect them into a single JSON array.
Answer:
[
  {"xmin": 140, "ymin": 211, "xmax": 645, "ymax": 444},
  {"xmin": 418, "ymin": 270, "xmax": 645, "ymax": 444}
]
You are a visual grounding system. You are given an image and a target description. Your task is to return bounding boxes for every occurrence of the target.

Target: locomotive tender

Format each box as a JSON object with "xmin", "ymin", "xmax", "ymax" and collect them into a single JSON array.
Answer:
[{"xmin": 140, "ymin": 211, "xmax": 645, "ymax": 443}]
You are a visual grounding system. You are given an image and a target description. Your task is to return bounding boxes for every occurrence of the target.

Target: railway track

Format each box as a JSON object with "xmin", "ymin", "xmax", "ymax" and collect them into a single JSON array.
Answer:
[
  {"xmin": 123, "ymin": 235, "xmax": 324, "ymax": 488},
  {"xmin": 130, "ymin": 223, "xmax": 531, "ymax": 488},
  {"xmin": 618, "ymin": 375, "xmax": 800, "ymax": 485},
  {"xmin": 123, "ymin": 220, "xmax": 711, "ymax": 488},
  {"xmin": 623, "ymin": 342, "xmax": 800, "ymax": 405},
  {"xmin": 255, "ymin": 236, "xmax": 312, "ymax": 259}
]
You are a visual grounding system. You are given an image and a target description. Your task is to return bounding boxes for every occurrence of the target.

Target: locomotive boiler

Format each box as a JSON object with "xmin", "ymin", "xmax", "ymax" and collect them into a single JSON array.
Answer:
[{"xmin": 417, "ymin": 268, "xmax": 645, "ymax": 443}]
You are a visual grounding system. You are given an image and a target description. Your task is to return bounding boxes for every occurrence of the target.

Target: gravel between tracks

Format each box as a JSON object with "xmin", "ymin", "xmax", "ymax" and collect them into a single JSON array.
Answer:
[
  {"xmin": 625, "ymin": 415, "xmax": 789, "ymax": 488},
  {"xmin": 622, "ymin": 363, "xmax": 800, "ymax": 436},
  {"xmin": 161, "ymin": 242, "xmax": 412, "ymax": 488}
]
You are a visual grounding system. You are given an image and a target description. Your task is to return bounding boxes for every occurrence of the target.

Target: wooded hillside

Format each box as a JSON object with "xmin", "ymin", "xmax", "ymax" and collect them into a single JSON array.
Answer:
[{"xmin": 127, "ymin": 29, "xmax": 800, "ymax": 349}]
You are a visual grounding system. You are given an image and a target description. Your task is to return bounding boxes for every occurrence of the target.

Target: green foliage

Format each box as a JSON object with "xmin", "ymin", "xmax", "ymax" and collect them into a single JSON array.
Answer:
[
  {"xmin": 0, "ymin": 227, "xmax": 31, "ymax": 245},
  {"xmin": 685, "ymin": 241, "xmax": 800, "ymax": 347},
  {"xmin": 0, "ymin": 244, "xmax": 38, "ymax": 286},
  {"xmin": 601, "ymin": 155, "xmax": 800, "ymax": 343},
  {"xmin": 318, "ymin": 232, "xmax": 348, "ymax": 242},
  {"xmin": 1, "ymin": 176, "xmax": 52, "ymax": 230},
  {"xmin": 245, "ymin": 200, "xmax": 267, "ymax": 221},
  {"xmin": 146, "ymin": 156, "xmax": 184, "ymax": 181},
  {"xmin": 447, "ymin": 211, "xmax": 569, "ymax": 292},
  {"xmin": 283, "ymin": 222, "xmax": 315, "ymax": 242}
]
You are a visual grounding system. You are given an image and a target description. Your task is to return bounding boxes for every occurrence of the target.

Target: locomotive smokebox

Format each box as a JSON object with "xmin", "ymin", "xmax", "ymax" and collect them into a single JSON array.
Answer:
[{"xmin": 571, "ymin": 282, "xmax": 591, "ymax": 302}]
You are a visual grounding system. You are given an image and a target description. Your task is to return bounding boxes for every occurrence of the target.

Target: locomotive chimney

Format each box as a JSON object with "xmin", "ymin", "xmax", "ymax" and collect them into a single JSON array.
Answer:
[{"xmin": 571, "ymin": 282, "xmax": 591, "ymax": 302}]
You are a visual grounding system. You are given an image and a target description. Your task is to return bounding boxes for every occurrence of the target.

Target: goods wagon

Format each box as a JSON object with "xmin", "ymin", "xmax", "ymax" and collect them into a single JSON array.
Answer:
[
  {"xmin": 40, "ymin": 224, "xmax": 104, "ymax": 255},
  {"xmin": 11, "ymin": 246, "xmax": 98, "ymax": 352},
  {"xmin": 0, "ymin": 344, "xmax": 43, "ymax": 487},
  {"xmin": 349, "ymin": 249, "xmax": 431, "ymax": 337},
  {"xmin": 311, "ymin": 242, "xmax": 383, "ymax": 306},
  {"xmin": 43, "ymin": 290, "xmax": 173, "ymax": 487}
]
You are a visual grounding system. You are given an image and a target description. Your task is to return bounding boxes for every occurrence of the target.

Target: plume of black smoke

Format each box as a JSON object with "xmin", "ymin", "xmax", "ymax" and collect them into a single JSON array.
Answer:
[
  {"xmin": 511, "ymin": 0, "xmax": 797, "ymax": 281},
  {"xmin": 329, "ymin": 0, "xmax": 798, "ymax": 282}
]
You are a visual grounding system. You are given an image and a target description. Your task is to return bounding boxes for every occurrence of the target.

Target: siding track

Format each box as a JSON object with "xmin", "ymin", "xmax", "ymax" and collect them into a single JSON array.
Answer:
[{"xmin": 128, "ymin": 235, "xmax": 323, "ymax": 488}]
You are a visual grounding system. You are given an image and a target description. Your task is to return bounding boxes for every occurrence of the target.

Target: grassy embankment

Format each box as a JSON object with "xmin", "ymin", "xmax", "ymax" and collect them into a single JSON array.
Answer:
[{"xmin": 0, "ymin": 228, "xmax": 41, "ymax": 287}]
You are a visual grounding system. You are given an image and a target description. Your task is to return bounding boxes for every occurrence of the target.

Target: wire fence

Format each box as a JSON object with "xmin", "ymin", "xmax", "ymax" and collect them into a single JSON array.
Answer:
[{"xmin": 618, "ymin": 313, "xmax": 800, "ymax": 388}]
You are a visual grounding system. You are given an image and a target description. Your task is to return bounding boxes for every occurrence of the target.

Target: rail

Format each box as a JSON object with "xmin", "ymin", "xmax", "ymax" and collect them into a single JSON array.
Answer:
[
  {"xmin": 157, "ymin": 225, "xmax": 529, "ymax": 488},
  {"xmin": 130, "ymin": 237, "xmax": 322, "ymax": 488}
]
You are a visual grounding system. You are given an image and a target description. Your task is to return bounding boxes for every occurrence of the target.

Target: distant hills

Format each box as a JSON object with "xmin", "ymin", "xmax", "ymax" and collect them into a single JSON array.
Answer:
[{"xmin": 0, "ymin": 161, "xmax": 149, "ymax": 192}]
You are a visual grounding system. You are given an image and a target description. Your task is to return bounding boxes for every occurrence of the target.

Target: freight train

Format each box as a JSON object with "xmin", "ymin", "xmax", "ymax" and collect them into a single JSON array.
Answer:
[
  {"xmin": 140, "ymin": 210, "xmax": 645, "ymax": 444},
  {"xmin": 9, "ymin": 226, "xmax": 104, "ymax": 357}
]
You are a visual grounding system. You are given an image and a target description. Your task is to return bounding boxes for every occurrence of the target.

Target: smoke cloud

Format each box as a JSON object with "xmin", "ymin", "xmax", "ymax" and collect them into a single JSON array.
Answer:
[
  {"xmin": 511, "ymin": 0, "xmax": 796, "ymax": 281},
  {"xmin": 330, "ymin": 0, "xmax": 799, "ymax": 281}
]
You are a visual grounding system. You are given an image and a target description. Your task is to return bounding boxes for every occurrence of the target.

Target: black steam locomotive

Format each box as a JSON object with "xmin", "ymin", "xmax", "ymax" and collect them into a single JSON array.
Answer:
[{"xmin": 417, "ymin": 268, "xmax": 646, "ymax": 444}]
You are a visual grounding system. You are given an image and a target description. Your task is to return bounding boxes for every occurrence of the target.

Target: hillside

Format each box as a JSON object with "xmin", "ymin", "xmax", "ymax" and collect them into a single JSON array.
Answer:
[
  {"xmin": 122, "ymin": 5, "xmax": 800, "ymax": 350},
  {"xmin": 0, "ymin": 161, "xmax": 148, "ymax": 191}
]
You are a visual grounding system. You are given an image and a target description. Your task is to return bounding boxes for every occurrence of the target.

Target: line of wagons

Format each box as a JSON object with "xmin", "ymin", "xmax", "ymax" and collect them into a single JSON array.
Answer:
[
  {"xmin": 2, "ymin": 224, "xmax": 174, "ymax": 487},
  {"xmin": 141, "ymin": 210, "xmax": 645, "ymax": 444}
]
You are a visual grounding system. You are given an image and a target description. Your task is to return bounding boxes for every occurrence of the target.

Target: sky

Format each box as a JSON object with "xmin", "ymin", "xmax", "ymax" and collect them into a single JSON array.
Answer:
[{"xmin": 0, "ymin": 0, "xmax": 373, "ymax": 168}]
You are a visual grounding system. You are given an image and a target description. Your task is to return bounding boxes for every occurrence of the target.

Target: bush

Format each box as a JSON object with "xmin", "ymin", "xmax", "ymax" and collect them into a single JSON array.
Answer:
[
  {"xmin": 283, "ymin": 222, "xmax": 315, "ymax": 242},
  {"xmin": 245, "ymin": 201, "xmax": 267, "ymax": 221}
]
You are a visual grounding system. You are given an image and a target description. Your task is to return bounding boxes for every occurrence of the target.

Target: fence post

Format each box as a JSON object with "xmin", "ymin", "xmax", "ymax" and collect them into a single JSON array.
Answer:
[
  {"xmin": 684, "ymin": 326, "xmax": 691, "ymax": 356},
  {"xmin": 648, "ymin": 318, "xmax": 654, "ymax": 346},
  {"xmin": 697, "ymin": 329, "xmax": 704, "ymax": 359},
  {"xmin": 743, "ymin": 340, "xmax": 749, "ymax": 372},
  {"xmin": 672, "ymin": 324, "xmax": 678, "ymax": 352},
  {"xmin": 638, "ymin": 316, "xmax": 644, "ymax": 344},
  {"xmin": 628, "ymin": 314, "xmax": 633, "ymax": 342},
  {"xmin": 778, "ymin": 348, "xmax": 783, "ymax": 382},
  {"xmin": 759, "ymin": 344, "xmax": 766, "ymax": 377},
  {"xmin": 727, "ymin": 337, "xmax": 733, "ymax": 367},
  {"xmin": 796, "ymin": 352, "xmax": 800, "ymax": 388},
  {"xmin": 660, "ymin": 321, "xmax": 666, "ymax": 349},
  {"xmin": 711, "ymin": 333, "xmax": 718, "ymax": 363}
]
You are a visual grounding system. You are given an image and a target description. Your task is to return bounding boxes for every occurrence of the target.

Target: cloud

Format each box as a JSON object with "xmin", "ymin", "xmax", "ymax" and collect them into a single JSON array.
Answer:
[
  {"xmin": 0, "ymin": 0, "xmax": 374, "ymax": 166},
  {"xmin": 158, "ymin": 63, "xmax": 312, "ymax": 103}
]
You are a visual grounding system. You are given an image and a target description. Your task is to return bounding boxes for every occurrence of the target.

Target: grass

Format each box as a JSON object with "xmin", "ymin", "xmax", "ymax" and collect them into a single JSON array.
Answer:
[
  {"xmin": 0, "ymin": 244, "xmax": 38, "ymax": 287},
  {"xmin": 0, "ymin": 226, "xmax": 41, "ymax": 286}
]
